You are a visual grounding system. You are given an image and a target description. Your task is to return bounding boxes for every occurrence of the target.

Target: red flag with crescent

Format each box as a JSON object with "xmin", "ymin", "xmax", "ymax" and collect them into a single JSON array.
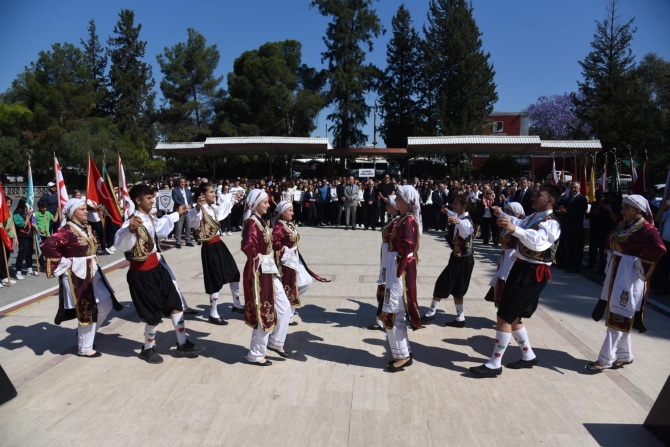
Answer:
[{"xmin": 87, "ymin": 155, "xmax": 123, "ymax": 225}]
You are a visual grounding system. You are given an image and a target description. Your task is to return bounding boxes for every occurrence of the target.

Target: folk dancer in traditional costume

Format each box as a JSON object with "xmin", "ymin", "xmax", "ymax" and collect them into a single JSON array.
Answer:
[
  {"xmin": 484, "ymin": 202, "xmax": 526, "ymax": 306},
  {"xmin": 379, "ymin": 185, "xmax": 423, "ymax": 372},
  {"xmin": 41, "ymin": 197, "xmax": 123, "ymax": 358},
  {"xmin": 188, "ymin": 182, "xmax": 242, "ymax": 325},
  {"xmin": 271, "ymin": 201, "xmax": 330, "ymax": 326},
  {"xmin": 114, "ymin": 184, "xmax": 205, "ymax": 364},
  {"xmin": 242, "ymin": 189, "xmax": 292, "ymax": 365},
  {"xmin": 470, "ymin": 185, "xmax": 562, "ymax": 377},
  {"xmin": 368, "ymin": 195, "xmax": 400, "ymax": 331},
  {"xmin": 587, "ymin": 195, "xmax": 666, "ymax": 373},
  {"xmin": 423, "ymin": 193, "xmax": 475, "ymax": 327}
]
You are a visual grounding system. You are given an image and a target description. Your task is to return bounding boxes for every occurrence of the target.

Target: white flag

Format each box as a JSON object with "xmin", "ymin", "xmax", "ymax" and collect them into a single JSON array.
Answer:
[{"xmin": 54, "ymin": 157, "xmax": 69, "ymax": 208}]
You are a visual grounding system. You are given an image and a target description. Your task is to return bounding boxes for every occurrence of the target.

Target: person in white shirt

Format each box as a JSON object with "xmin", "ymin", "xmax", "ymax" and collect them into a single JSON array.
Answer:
[
  {"xmin": 188, "ymin": 182, "xmax": 243, "ymax": 323},
  {"xmin": 114, "ymin": 184, "xmax": 205, "ymax": 364},
  {"xmin": 470, "ymin": 185, "xmax": 562, "ymax": 377}
]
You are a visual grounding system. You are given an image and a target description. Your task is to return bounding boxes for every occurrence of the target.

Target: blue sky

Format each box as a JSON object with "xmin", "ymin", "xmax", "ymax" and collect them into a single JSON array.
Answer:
[{"xmin": 1, "ymin": 0, "xmax": 668, "ymax": 147}]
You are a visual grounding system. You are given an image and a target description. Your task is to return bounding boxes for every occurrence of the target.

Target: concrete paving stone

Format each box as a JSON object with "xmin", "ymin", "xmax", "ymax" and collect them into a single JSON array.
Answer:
[{"xmin": 1, "ymin": 226, "xmax": 669, "ymax": 445}]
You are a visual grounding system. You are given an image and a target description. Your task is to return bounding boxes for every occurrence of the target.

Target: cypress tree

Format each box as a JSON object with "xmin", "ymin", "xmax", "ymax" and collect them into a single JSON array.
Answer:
[
  {"xmin": 422, "ymin": 0, "xmax": 497, "ymax": 136},
  {"xmin": 379, "ymin": 4, "xmax": 423, "ymax": 148},
  {"xmin": 310, "ymin": 0, "xmax": 384, "ymax": 148},
  {"xmin": 574, "ymin": 0, "xmax": 659, "ymax": 153},
  {"xmin": 107, "ymin": 9, "xmax": 156, "ymax": 164}
]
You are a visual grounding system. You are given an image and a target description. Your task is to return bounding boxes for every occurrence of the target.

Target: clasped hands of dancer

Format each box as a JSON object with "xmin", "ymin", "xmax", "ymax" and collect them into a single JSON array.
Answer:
[
  {"xmin": 127, "ymin": 205, "xmax": 189, "ymax": 231},
  {"xmin": 491, "ymin": 206, "xmax": 516, "ymax": 233}
]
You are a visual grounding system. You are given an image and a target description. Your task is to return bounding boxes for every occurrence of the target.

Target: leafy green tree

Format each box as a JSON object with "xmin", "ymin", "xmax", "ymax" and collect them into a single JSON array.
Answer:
[
  {"xmin": 107, "ymin": 9, "xmax": 156, "ymax": 167},
  {"xmin": 574, "ymin": 0, "xmax": 660, "ymax": 156},
  {"xmin": 310, "ymin": 0, "xmax": 384, "ymax": 148},
  {"xmin": 216, "ymin": 40, "xmax": 326, "ymax": 137},
  {"xmin": 379, "ymin": 4, "xmax": 424, "ymax": 148},
  {"xmin": 421, "ymin": 0, "xmax": 497, "ymax": 135},
  {"xmin": 157, "ymin": 28, "xmax": 224, "ymax": 142}
]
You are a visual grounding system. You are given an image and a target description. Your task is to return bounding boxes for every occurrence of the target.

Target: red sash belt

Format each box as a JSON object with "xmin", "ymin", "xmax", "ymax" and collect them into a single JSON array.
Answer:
[
  {"xmin": 204, "ymin": 235, "xmax": 221, "ymax": 245},
  {"xmin": 517, "ymin": 259, "xmax": 552, "ymax": 282},
  {"xmin": 129, "ymin": 252, "xmax": 159, "ymax": 271}
]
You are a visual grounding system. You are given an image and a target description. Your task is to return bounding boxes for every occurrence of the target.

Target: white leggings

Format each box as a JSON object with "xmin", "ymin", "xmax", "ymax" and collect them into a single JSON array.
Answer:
[
  {"xmin": 247, "ymin": 277, "xmax": 291, "ymax": 362},
  {"xmin": 386, "ymin": 298, "xmax": 412, "ymax": 360},
  {"xmin": 77, "ymin": 295, "xmax": 113, "ymax": 355},
  {"xmin": 598, "ymin": 327, "xmax": 633, "ymax": 367}
]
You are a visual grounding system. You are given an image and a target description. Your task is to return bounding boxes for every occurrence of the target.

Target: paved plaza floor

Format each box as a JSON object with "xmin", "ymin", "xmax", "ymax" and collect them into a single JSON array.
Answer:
[{"xmin": 0, "ymin": 226, "xmax": 668, "ymax": 446}]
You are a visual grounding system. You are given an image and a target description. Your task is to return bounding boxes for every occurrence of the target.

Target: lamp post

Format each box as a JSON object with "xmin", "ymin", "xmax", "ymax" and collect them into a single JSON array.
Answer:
[{"xmin": 362, "ymin": 90, "xmax": 378, "ymax": 148}]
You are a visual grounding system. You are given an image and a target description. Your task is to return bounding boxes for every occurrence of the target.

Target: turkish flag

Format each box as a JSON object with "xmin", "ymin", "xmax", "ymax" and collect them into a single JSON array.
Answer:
[
  {"xmin": 87, "ymin": 155, "xmax": 123, "ymax": 225},
  {"xmin": 0, "ymin": 183, "xmax": 10, "ymax": 224},
  {"xmin": 632, "ymin": 161, "xmax": 645, "ymax": 194}
]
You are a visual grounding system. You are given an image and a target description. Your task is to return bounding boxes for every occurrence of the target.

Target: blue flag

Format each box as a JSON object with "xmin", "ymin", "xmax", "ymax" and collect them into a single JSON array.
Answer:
[{"xmin": 26, "ymin": 161, "xmax": 42, "ymax": 256}]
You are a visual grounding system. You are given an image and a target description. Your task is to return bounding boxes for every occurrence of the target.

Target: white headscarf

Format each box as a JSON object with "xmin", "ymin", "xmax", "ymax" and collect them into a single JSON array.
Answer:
[
  {"xmin": 62, "ymin": 196, "xmax": 87, "ymax": 226},
  {"xmin": 396, "ymin": 185, "xmax": 423, "ymax": 234},
  {"xmin": 243, "ymin": 189, "xmax": 268, "ymax": 221},
  {"xmin": 623, "ymin": 194, "xmax": 653, "ymax": 221},
  {"xmin": 504, "ymin": 201, "xmax": 525, "ymax": 219},
  {"xmin": 386, "ymin": 194, "xmax": 397, "ymax": 211},
  {"xmin": 272, "ymin": 200, "xmax": 293, "ymax": 227}
]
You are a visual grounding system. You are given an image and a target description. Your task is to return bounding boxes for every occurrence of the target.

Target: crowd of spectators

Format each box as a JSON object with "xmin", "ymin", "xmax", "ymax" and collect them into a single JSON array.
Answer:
[{"xmin": 2, "ymin": 171, "xmax": 669, "ymax": 299}]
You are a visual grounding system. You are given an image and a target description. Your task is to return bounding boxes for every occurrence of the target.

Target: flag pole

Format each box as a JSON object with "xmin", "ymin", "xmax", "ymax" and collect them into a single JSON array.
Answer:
[
  {"xmin": 2, "ymin": 243, "xmax": 10, "ymax": 287},
  {"xmin": 53, "ymin": 151, "xmax": 60, "ymax": 211}
]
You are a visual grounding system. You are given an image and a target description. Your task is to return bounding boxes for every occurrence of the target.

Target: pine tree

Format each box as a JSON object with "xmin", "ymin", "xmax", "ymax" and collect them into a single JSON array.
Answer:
[
  {"xmin": 157, "ymin": 28, "xmax": 224, "ymax": 141},
  {"xmin": 310, "ymin": 0, "xmax": 384, "ymax": 148},
  {"xmin": 421, "ymin": 0, "xmax": 497, "ymax": 136},
  {"xmin": 574, "ymin": 0, "xmax": 657, "ymax": 153},
  {"xmin": 80, "ymin": 19, "xmax": 107, "ymax": 93},
  {"xmin": 107, "ymin": 9, "xmax": 155, "ymax": 165},
  {"xmin": 379, "ymin": 4, "xmax": 424, "ymax": 148}
]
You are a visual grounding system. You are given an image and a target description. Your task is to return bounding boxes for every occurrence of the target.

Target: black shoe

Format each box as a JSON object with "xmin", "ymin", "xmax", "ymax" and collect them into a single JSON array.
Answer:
[
  {"xmin": 77, "ymin": 351, "xmax": 102, "ymax": 358},
  {"xmin": 185, "ymin": 242, "xmax": 195, "ymax": 247},
  {"xmin": 506, "ymin": 358, "xmax": 538, "ymax": 369},
  {"xmin": 208, "ymin": 316, "xmax": 228, "ymax": 325},
  {"xmin": 386, "ymin": 357, "xmax": 412, "ymax": 372},
  {"xmin": 367, "ymin": 323, "xmax": 384, "ymax": 331},
  {"xmin": 175, "ymin": 244, "xmax": 182, "ymax": 249},
  {"xmin": 139, "ymin": 347, "xmax": 163, "ymax": 364},
  {"xmin": 344, "ymin": 227, "xmax": 349, "ymax": 230},
  {"xmin": 197, "ymin": 241, "xmax": 202, "ymax": 246},
  {"xmin": 231, "ymin": 307, "xmax": 245, "ymax": 315},
  {"xmin": 268, "ymin": 347, "xmax": 291, "ymax": 358},
  {"xmin": 288, "ymin": 321, "xmax": 298, "ymax": 326},
  {"xmin": 175, "ymin": 340, "xmax": 205, "ymax": 357},
  {"xmin": 352, "ymin": 227, "xmax": 356, "ymax": 231},
  {"xmin": 445, "ymin": 320, "xmax": 466, "ymax": 328},
  {"xmin": 468, "ymin": 364, "xmax": 502, "ymax": 377},
  {"xmin": 388, "ymin": 353, "xmax": 413, "ymax": 365},
  {"xmin": 421, "ymin": 314, "xmax": 437, "ymax": 323},
  {"xmin": 249, "ymin": 359, "xmax": 273, "ymax": 366}
]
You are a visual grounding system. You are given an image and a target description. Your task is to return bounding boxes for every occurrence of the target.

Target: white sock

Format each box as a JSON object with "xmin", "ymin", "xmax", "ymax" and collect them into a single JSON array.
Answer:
[
  {"xmin": 144, "ymin": 324, "xmax": 158, "ymax": 350},
  {"xmin": 455, "ymin": 304, "xmax": 465, "ymax": 321},
  {"xmin": 512, "ymin": 327, "xmax": 536, "ymax": 361},
  {"xmin": 485, "ymin": 331, "xmax": 511, "ymax": 369},
  {"xmin": 170, "ymin": 312, "xmax": 187, "ymax": 345},
  {"xmin": 209, "ymin": 293, "xmax": 220, "ymax": 318},
  {"xmin": 425, "ymin": 299, "xmax": 440, "ymax": 317},
  {"xmin": 230, "ymin": 282, "xmax": 243, "ymax": 309}
]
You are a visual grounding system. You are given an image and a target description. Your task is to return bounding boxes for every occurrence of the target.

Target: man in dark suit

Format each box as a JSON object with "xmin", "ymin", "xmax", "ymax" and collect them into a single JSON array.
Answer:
[
  {"xmin": 512, "ymin": 178, "xmax": 534, "ymax": 216},
  {"xmin": 172, "ymin": 178, "xmax": 194, "ymax": 248},
  {"xmin": 335, "ymin": 179, "xmax": 346, "ymax": 226},
  {"xmin": 556, "ymin": 182, "xmax": 588, "ymax": 273},
  {"xmin": 363, "ymin": 179, "xmax": 377, "ymax": 230},
  {"xmin": 432, "ymin": 183, "xmax": 449, "ymax": 231}
]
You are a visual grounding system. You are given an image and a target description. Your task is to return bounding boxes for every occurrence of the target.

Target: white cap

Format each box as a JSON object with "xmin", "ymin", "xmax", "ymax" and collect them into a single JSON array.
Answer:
[{"xmin": 47, "ymin": 182, "xmax": 56, "ymax": 187}]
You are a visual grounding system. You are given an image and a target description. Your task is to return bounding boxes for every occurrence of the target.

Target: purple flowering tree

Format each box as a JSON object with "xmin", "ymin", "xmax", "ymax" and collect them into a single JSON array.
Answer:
[{"xmin": 524, "ymin": 93, "xmax": 592, "ymax": 140}]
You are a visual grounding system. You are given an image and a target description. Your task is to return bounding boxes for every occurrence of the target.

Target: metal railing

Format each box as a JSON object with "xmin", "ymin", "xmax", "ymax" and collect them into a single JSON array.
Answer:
[{"xmin": 4, "ymin": 186, "xmax": 50, "ymax": 197}]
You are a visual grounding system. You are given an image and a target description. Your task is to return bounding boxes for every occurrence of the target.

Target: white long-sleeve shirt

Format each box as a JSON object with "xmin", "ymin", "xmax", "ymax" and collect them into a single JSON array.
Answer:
[
  {"xmin": 503, "ymin": 210, "xmax": 561, "ymax": 265},
  {"xmin": 452, "ymin": 212, "xmax": 474, "ymax": 241},
  {"xmin": 114, "ymin": 210, "xmax": 180, "ymax": 255},
  {"xmin": 187, "ymin": 203, "xmax": 227, "ymax": 233}
]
